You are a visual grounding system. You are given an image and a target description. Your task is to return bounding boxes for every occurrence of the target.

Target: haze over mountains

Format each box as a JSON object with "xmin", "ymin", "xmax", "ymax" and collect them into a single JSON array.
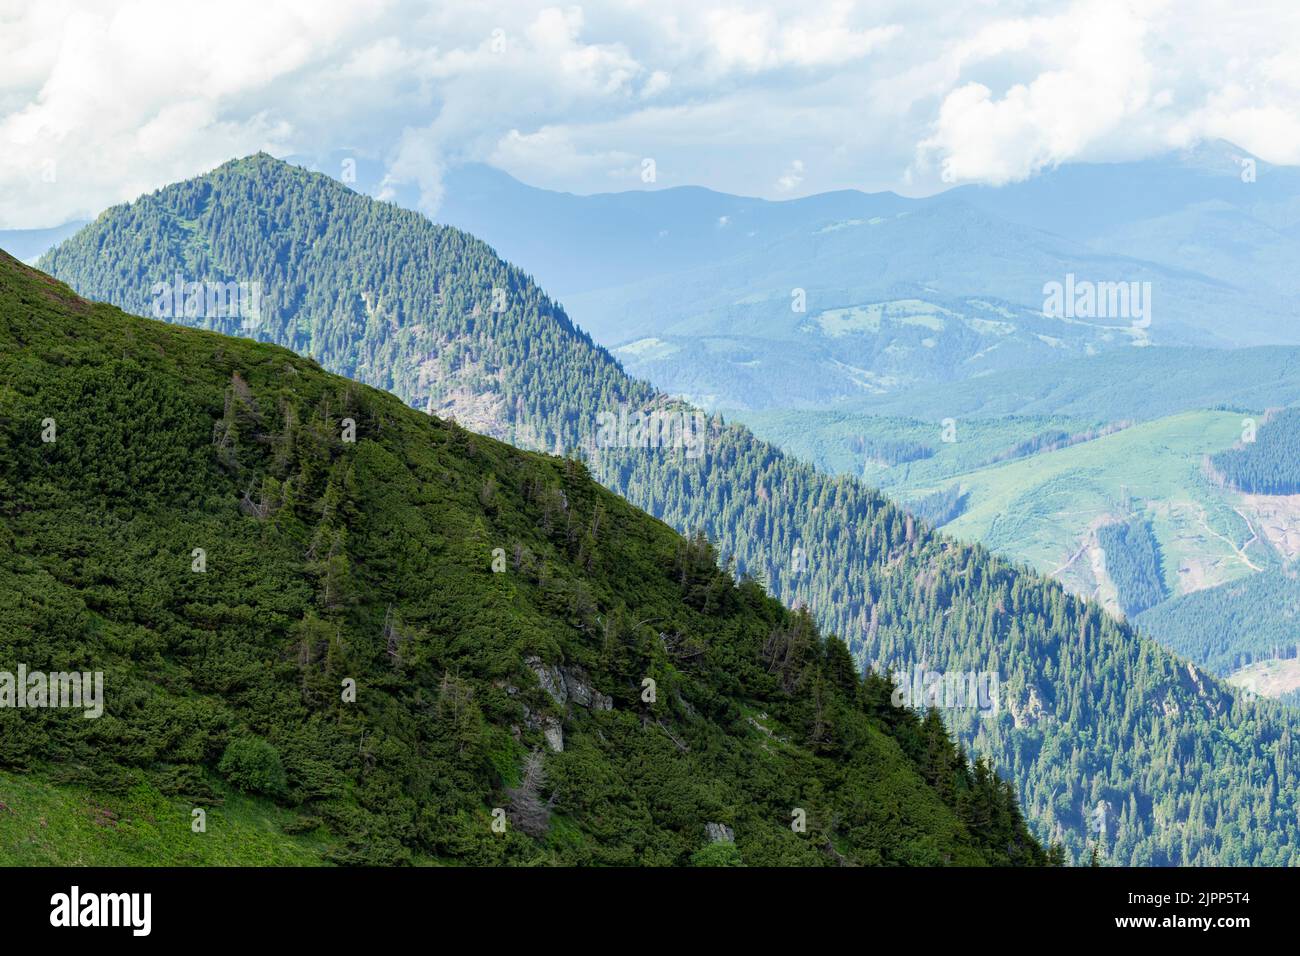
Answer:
[
  {"xmin": 410, "ymin": 141, "xmax": 1300, "ymax": 411},
  {"xmin": 26, "ymin": 153, "xmax": 1300, "ymax": 865},
  {"xmin": 0, "ymin": 222, "xmax": 87, "ymax": 265}
]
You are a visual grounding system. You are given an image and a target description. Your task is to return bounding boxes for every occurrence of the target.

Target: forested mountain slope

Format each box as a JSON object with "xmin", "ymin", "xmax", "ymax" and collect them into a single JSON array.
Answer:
[
  {"xmin": 756, "ymin": 345, "xmax": 1300, "ymax": 424},
  {"xmin": 36, "ymin": 155, "xmax": 1300, "ymax": 865},
  {"xmin": 1211, "ymin": 406, "xmax": 1300, "ymax": 495},
  {"xmin": 0, "ymin": 250, "xmax": 1046, "ymax": 866}
]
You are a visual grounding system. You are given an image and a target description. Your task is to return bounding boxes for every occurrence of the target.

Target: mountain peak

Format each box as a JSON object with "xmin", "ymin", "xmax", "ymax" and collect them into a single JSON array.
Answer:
[{"xmin": 1173, "ymin": 137, "xmax": 1265, "ymax": 174}]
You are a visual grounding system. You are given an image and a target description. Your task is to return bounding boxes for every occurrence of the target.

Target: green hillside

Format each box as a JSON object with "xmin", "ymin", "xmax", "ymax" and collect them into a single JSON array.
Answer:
[
  {"xmin": 0, "ymin": 250, "xmax": 1046, "ymax": 866},
  {"xmin": 747, "ymin": 405, "xmax": 1300, "ymax": 694},
  {"xmin": 749, "ymin": 409, "xmax": 1274, "ymax": 619},
  {"xmin": 36, "ymin": 155, "xmax": 1300, "ymax": 866},
  {"xmin": 934, "ymin": 412, "xmax": 1263, "ymax": 606},
  {"xmin": 0, "ymin": 768, "xmax": 333, "ymax": 866},
  {"xmin": 733, "ymin": 410, "xmax": 1104, "ymax": 494},
  {"xmin": 758, "ymin": 345, "xmax": 1300, "ymax": 423}
]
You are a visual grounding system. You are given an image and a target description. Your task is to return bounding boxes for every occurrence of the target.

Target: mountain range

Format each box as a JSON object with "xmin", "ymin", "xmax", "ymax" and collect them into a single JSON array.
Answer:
[
  {"xmin": 25, "ymin": 153, "xmax": 1300, "ymax": 865},
  {"xmin": 414, "ymin": 141, "xmax": 1300, "ymax": 411},
  {"xmin": 0, "ymin": 222, "xmax": 87, "ymax": 265}
]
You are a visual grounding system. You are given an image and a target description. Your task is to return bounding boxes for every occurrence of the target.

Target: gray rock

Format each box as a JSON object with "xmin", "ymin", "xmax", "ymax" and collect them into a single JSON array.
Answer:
[
  {"xmin": 526, "ymin": 656, "xmax": 613, "ymax": 712},
  {"xmin": 704, "ymin": 822, "xmax": 734, "ymax": 843},
  {"xmin": 565, "ymin": 670, "xmax": 593, "ymax": 707},
  {"xmin": 564, "ymin": 668, "xmax": 613, "ymax": 710},
  {"xmin": 525, "ymin": 655, "xmax": 568, "ymax": 706},
  {"xmin": 542, "ymin": 717, "xmax": 564, "ymax": 752}
]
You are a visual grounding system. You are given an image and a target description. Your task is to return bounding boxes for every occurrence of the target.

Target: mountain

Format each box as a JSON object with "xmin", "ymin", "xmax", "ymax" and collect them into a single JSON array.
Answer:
[
  {"xmin": 0, "ymin": 249, "xmax": 1047, "ymax": 866},
  {"xmin": 0, "ymin": 221, "xmax": 88, "ymax": 264},
  {"xmin": 38, "ymin": 154, "xmax": 1300, "ymax": 865},
  {"xmin": 410, "ymin": 149, "xmax": 1300, "ymax": 411},
  {"xmin": 948, "ymin": 140, "xmax": 1300, "ymax": 298},
  {"xmin": 287, "ymin": 153, "xmax": 916, "ymax": 302},
  {"xmin": 437, "ymin": 163, "xmax": 918, "ymax": 302},
  {"xmin": 744, "ymin": 410, "xmax": 1274, "ymax": 600},
  {"xmin": 1136, "ymin": 571, "xmax": 1300, "ymax": 682},
  {"xmin": 738, "ymin": 403, "xmax": 1300, "ymax": 683},
  {"xmin": 810, "ymin": 345, "xmax": 1300, "ymax": 422}
]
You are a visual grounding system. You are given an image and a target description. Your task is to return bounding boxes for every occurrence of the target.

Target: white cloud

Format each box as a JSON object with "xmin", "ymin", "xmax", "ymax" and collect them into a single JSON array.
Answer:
[
  {"xmin": 489, "ymin": 126, "xmax": 640, "ymax": 187},
  {"xmin": 916, "ymin": 0, "xmax": 1158, "ymax": 185},
  {"xmin": 912, "ymin": 0, "xmax": 1300, "ymax": 187},
  {"xmin": 703, "ymin": 4, "xmax": 898, "ymax": 73},
  {"xmin": 776, "ymin": 159, "xmax": 804, "ymax": 191},
  {"xmin": 0, "ymin": 0, "xmax": 1298, "ymax": 227}
]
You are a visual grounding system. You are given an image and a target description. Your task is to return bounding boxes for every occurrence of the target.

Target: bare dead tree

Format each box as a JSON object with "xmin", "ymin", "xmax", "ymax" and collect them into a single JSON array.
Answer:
[
  {"xmin": 656, "ymin": 719, "xmax": 690, "ymax": 753},
  {"xmin": 382, "ymin": 604, "xmax": 411, "ymax": 667},
  {"xmin": 506, "ymin": 749, "xmax": 553, "ymax": 838}
]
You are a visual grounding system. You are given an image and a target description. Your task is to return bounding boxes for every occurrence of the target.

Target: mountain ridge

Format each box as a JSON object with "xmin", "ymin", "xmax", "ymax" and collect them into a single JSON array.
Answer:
[{"xmin": 0, "ymin": 247, "xmax": 1046, "ymax": 866}]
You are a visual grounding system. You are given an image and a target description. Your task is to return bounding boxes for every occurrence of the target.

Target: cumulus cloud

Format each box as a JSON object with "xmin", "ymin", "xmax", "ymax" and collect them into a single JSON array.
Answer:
[
  {"xmin": 0, "ymin": 0, "xmax": 1297, "ymax": 226},
  {"xmin": 913, "ymin": 0, "xmax": 1300, "ymax": 185},
  {"xmin": 702, "ymin": 4, "xmax": 899, "ymax": 73},
  {"xmin": 776, "ymin": 159, "xmax": 805, "ymax": 191},
  {"xmin": 915, "ymin": 1, "xmax": 1159, "ymax": 184}
]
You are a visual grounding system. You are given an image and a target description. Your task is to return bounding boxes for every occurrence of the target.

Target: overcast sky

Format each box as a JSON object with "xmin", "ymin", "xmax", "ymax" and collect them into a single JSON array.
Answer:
[{"xmin": 2, "ymin": 0, "xmax": 1299, "ymax": 227}]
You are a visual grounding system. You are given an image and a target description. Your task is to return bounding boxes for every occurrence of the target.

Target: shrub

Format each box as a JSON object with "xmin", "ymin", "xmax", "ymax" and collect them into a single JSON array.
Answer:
[
  {"xmin": 689, "ymin": 841, "xmax": 745, "ymax": 867},
  {"xmin": 218, "ymin": 736, "xmax": 288, "ymax": 798}
]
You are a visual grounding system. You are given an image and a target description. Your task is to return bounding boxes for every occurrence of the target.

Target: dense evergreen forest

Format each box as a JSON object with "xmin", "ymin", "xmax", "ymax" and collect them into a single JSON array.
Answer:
[
  {"xmin": 0, "ymin": 251, "xmax": 1047, "ymax": 865},
  {"xmin": 849, "ymin": 435, "xmax": 935, "ymax": 466},
  {"xmin": 1210, "ymin": 406, "xmax": 1300, "ymax": 493},
  {"xmin": 1097, "ymin": 519, "xmax": 1168, "ymax": 618},
  {"xmin": 1138, "ymin": 571, "xmax": 1300, "ymax": 675},
  {"xmin": 906, "ymin": 484, "xmax": 968, "ymax": 528},
  {"xmin": 38, "ymin": 154, "xmax": 1300, "ymax": 865}
]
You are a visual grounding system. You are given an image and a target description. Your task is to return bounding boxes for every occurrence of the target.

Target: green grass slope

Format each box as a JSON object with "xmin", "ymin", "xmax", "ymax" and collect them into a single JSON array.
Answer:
[
  {"xmin": 932, "ymin": 411, "xmax": 1261, "ymax": 606},
  {"xmin": 0, "ymin": 252, "xmax": 1044, "ymax": 866},
  {"xmin": 0, "ymin": 769, "xmax": 332, "ymax": 865}
]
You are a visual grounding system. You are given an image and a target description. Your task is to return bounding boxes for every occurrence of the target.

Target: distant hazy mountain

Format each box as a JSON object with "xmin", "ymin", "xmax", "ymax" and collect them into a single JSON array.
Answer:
[
  {"xmin": 284, "ymin": 151, "xmax": 916, "ymax": 302},
  {"xmin": 410, "ymin": 145, "xmax": 1300, "ymax": 410},
  {"xmin": 948, "ymin": 139, "xmax": 1300, "ymax": 297},
  {"xmin": 824, "ymin": 345, "xmax": 1300, "ymax": 422},
  {"xmin": 0, "ymin": 221, "xmax": 88, "ymax": 263},
  {"xmin": 437, "ymin": 163, "xmax": 917, "ymax": 301}
]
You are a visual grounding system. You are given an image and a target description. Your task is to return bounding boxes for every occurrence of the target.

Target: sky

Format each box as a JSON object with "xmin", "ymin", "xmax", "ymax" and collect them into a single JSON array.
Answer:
[{"xmin": 2, "ymin": 0, "xmax": 1299, "ymax": 227}]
